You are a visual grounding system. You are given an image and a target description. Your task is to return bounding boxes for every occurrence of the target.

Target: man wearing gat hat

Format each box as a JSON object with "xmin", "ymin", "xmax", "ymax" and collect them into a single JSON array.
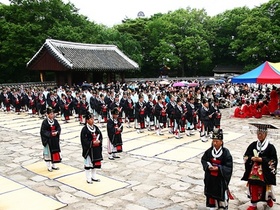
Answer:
[
  {"xmin": 242, "ymin": 123, "xmax": 278, "ymax": 210},
  {"xmin": 201, "ymin": 128, "xmax": 233, "ymax": 210}
]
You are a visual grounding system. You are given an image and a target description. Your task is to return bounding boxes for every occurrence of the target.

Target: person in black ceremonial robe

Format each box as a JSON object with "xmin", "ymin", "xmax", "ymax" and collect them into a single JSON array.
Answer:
[
  {"xmin": 174, "ymin": 97, "xmax": 184, "ymax": 139},
  {"xmin": 79, "ymin": 94, "xmax": 88, "ymax": 125},
  {"xmin": 135, "ymin": 94, "xmax": 146, "ymax": 133},
  {"xmin": 60, "ymin": 93, "xmax": 71, "ymax": 123},
  {"xmin": 80, "ymin": 112, "xmax": 103, "ymax": 184},
  {"xmin": 200, "ymin": 98, "xmax": 212, "ymax": 142},
  {"xmin": 12, "ymin": 89, "xmax": 22, "ymax": 114},
  {"xmin": 201, "ymin": 128, "xmax": 233, "ymax": 210},
  {"xmin": 241, "ymin": 123, "xmax": 278, "ymax": 210},
  {"xmin": 211, "ymin": 98, "xmax": 222, "ymax": 129},
  {"xmin": 166, "ymin": 95, "xmax": 176, "ymax": 134},
  {"xmin": 185, "ymin": 97, "xmax": 196, "ymax": 136},
  {"xmin": 37, "ymin": 92, "xmax": 46, "ymax": 118},
  {"xmin": 40, "ymin": 107, "xmax": 61, "ymax": 172},
  {"xmin": 154, "ymin": 95, "xmax": 166, "ymax": 135},
  {"xmin": 107, "ymin": 107, "xmax": 123, "ymax": 160},
  {"xmin": 123, "ymin": 92, "xmax": 135, "ymax": 128}
]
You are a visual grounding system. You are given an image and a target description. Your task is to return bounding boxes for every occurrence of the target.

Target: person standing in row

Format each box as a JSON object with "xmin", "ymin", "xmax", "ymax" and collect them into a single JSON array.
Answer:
[
  {"xmin": 174, "ymin": 97, "xmax": 184, "ymax": 139},
  {"xmin": 242, "ymin": 123, "xmax": 278, "ymax": 210},
  {"xmin": 201, "ymin": 128, "xmax": 233, "ymax": 210},
  {"xmin": 40, "ymin": 107, "xmax": 62, "ymax": 172},
  {"xmin": 166, "ymin": 95, "xmax": 176, "ymax": 134},
  {"xmin": 107, "ymin": 107, "xmax": 123, "ymax": 160},
  {"xmin": 185, "ymin": 97, "xmax": 196, "ymax": 136},
  {"xmin": 146, "ymin": 94, "xmax": 155, "ymax": 131},
  {"xmin": 79, "ymin": 94, "xmax": 88, "ymax": 125},
  {"xmin": 124, "ymin": 93, "xmax": 134, "ymax": 128},
  {"xmin": 200, "ymin": 98, "xmax": 212, "ymax": 142},
  {"xmin": 80, "ymin": 112, "xmax": 103, "ymax": 184},
  {"xmin": 135, "ymin": 94, "xmax": 146, "ymax": 133},
  {"xmin": 154, "ymin": 96, "xmax": 166, "ymax": 135}
]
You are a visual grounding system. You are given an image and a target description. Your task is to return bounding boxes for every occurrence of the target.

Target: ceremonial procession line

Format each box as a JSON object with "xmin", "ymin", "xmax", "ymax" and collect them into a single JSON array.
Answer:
[{"xmin": 0, "ymin": 110, "xmax": 280, "ymax": 209}]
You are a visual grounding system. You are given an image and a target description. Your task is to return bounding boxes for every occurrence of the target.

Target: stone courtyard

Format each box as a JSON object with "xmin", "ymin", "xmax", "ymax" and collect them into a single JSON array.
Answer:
[{"xmin": 0, "ymin": 108, "xmax": 280, "ymax": 210}]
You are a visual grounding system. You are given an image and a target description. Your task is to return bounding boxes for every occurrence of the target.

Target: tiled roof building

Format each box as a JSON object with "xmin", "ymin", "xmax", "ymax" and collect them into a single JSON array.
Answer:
[{"xmin": 27, "ymin": 39, "xmax": 139, "ymax": 85}]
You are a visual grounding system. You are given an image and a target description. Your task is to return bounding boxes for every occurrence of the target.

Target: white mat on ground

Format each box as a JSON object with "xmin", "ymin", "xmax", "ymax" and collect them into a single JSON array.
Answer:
[{"xmin": 56, "ymin": 172, "xmax": 129, "ymax": 196}]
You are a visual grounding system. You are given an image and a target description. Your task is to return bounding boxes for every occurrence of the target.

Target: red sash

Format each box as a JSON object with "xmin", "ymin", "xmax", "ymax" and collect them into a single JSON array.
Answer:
[
  {"xmin": 210, "ymin": 158, "xmax": 221, "ymax": 176},
  {"xmin": 115, "ymin": 124, "xmax": 121, "ymax": 134},
  {"xmin": 50, "ymin": 125, "xmax": 56, "ymax": 136},
  {"xmin": 92, "ymin": 133, "xmax": 100, "ymax": 147},
  {"xmin": 30, "ymin": 100, "xmax": 34, "ymax": 106}
]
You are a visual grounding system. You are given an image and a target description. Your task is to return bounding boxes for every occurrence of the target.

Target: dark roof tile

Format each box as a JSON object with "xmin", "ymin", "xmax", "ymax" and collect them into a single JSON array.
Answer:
[{"xmin": 27, "ymin": 39, "xmax": 139, "ymax": 71}]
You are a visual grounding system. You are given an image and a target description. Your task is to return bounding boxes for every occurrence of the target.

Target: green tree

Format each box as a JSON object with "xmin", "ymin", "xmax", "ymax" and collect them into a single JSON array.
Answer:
[
  {"xmin": 147, "ymin": 8, "xmax": 213, "ymax": 77},
  {"xmin": 0, "ymin": 0, "xmax": 106, "ymax": 82},
  {"xmin": 230, "ymin": 1, "xmax": 280, "ymax": 68},
  {"xmin": 210, "ymin": 7, "xmax": 251, "ymax": 67}
]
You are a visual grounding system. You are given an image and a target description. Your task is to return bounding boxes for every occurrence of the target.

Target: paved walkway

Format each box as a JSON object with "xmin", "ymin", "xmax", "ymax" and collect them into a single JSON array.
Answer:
[{"xmin": 0, "ymin": 108, "xmax": 280, "ymax": 210}]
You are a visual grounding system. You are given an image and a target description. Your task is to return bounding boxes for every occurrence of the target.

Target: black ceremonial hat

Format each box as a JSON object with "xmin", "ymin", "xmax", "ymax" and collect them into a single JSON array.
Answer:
[
  {"xmin": 249, "ymin": 123, "xmax": 278, "ymax": 132},
  {"xmin": 46, "ymin": 107, "xmax": 54, "ymax": 114},
  {"xmin": 84, "ymin": 111, "xmax": 93, "ymax": 120},
  {"xmin": 111, "ymin": 107, "xmax": 119, "ymax": 115},
  {"xmin": 212, "ymin": 128, "xmax": 223, "ymax": 140}
]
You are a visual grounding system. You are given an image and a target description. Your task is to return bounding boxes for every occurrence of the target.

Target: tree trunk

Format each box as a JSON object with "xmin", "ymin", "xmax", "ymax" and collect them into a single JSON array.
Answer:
[{"xmin": 181, "ymin": 62, "xmax": 185, "ymax": 77}]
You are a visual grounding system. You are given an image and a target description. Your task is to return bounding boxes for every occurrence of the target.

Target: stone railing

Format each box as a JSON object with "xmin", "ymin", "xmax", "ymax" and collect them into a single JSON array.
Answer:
[
  {"xmin": 124, "ymin": 76, "xmax": 214, "ymax": 82},
  {"xmin": 0, "ymin": 81, "xmax": 57, "ymax": 89}
]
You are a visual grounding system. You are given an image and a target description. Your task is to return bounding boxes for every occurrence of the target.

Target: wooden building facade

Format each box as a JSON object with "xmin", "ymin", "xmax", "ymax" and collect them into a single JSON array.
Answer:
[
  {"xmin": 26, "ymin": 39, "xmax": 139, "ymax": 86},
  {"xmin": 212, "ymin": 65, "xmax": 244, "ymax": 77}
]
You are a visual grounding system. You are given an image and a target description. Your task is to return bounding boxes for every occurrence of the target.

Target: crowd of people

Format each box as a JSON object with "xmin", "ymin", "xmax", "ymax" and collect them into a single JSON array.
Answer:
[
  {"xmin": 0, "ymin": 80, "xmax": 279, "ymax": 141},
  {"xmin": 233, "ymin": 85, "xmax": 280, "ymax": 119},
  {"xmin": 0, "ymin": 79, "xmax": 279, "ymax": 210}
]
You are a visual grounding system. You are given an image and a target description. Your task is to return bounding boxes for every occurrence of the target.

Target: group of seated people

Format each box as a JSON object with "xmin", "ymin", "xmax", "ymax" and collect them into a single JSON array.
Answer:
[{"xmin": 233, "ymin": 99, "xmax": 270, "ymax": 118}]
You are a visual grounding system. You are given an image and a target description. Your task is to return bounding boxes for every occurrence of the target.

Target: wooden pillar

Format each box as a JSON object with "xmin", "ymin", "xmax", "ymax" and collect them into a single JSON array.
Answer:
[
  {"xmin": 67, "ymin": 71, "xmax": 72, "ymax": 86},
  {"xmin": 39, "ymin": 71, "xmax": 45, "ymax": 82}
]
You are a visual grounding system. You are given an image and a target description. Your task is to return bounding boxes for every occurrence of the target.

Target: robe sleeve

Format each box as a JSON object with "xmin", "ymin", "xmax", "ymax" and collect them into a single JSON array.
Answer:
[
  {"xmin": 40, "ymin": 120, "xmax": 50, "ymax": 146},
  {"xmin": 219, "ymin": 148, "xmax": 233, "ymax": 185},
  {"xmin": 80, "ymin": 126, "xmax": 91, "ymax": 158},
  {"xmin": 107, "ymin": 119, "xmax": 115, "ymax": 143},
  {"xmin": 261, "ymin": 144, "xmax": 278, "ymax": 185},
  {"xmin": 201, "ymin": 148, "xmax": 211, "ymax": 172},
  {"xmin": 96, "ymin": 126, "xmax": 103, "ymax": 146},
  {"xmin": 241, "ymin": 142, "xmax": 255, "ymax": 181},
  {"xmin": 55, "ymin": 120, "xmax": 61, "ymax": 136}
]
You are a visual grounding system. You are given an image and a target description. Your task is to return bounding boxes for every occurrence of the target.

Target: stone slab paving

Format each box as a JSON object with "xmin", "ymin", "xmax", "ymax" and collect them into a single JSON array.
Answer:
[{"xmin": 0, "ymin": 110, "xmax": 280, "ymax": 209}]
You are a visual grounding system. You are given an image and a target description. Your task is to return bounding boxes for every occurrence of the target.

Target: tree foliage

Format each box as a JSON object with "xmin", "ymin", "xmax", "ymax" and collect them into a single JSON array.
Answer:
[{"xmin": 0, "ymin": 0, "xmax": 280, "ymax": 82}]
